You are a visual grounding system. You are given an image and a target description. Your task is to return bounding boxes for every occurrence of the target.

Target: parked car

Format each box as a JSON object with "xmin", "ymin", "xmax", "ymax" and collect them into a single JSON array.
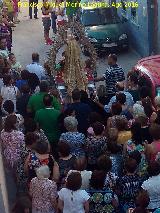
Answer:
[
  {"xmin": 80, "ymin": 4, "xmax": 129, "ymax": 52},
  {"xmin": 133, "ymin": 55, "xmax": 160, "ymax": 99}
]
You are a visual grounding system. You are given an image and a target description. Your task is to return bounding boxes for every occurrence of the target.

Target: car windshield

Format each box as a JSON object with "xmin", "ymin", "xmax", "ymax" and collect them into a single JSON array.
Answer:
[{"xmin": 81, "ymin": 8, "xmax": 121, "ymax": 26}]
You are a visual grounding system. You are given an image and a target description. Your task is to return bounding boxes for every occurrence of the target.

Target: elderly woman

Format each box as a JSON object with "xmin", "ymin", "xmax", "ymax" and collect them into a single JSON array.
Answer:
[
  {"xmin": 59, "ymin": 116, "xmax": 86, "ymax": 168},
  {"xmin": 30, "ymin": 165, "xmax": 58, "ymax": 213}
]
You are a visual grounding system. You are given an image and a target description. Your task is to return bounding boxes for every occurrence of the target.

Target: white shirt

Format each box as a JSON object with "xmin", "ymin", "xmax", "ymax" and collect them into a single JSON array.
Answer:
[
  {"xmin": 58, "ymin": 188, "xmax": 90, "ymax": 213},
  {"xmin": 26, "ymin": 62, "xmax": 46, "ymax": 81},
  {"xmin": 142, "ymin": 175, "xmax": 160, "ymax": 209}
]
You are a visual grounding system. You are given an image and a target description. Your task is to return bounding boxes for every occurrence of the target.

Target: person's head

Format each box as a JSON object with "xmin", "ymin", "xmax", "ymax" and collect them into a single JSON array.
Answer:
[
  {"xmin": 97, "ymin": 85, "xmax": 107, "ymax": 98},
  {"xmin": 135, "ymin": 115, "xmax": 148, "ymax": 127},
  {"xmin": 134, "ymin": 190, "xmax": 150, "ymax": 213},
  {"xmin": 89, "ymin": 112, "xmax": 102, "ymax": 126},
  {"xmin": 0, "ymin": 37, "xmax": 7, "ymax": 50},
  {"xmin": 3, "ymin": 74, "xmax": 12, "ymax": 86},
  {"xmin": 147, "ymin": 161, "xmax": 160, "ymax": 177},
  {"xmin": 32, "ymin": 52, "xmax": 39, "ymax": 63},
  {"xmin": 129, "ymin": 150, "xmax": 142, "ymax": 165},
  {"xmin": 3, "ymin": 100, "xmax": 14, "ymax": 114},
  {"xmin": 142, "ymin": 97, "xmax": 153, "ymax": 118},
  {"xmin": 107, "ymin": 128, "xmax": 118, "ymax": 141},
  {"xmin": 131, "ymin": 122, "xmax": 143, "ymax": 145},
  {"xmin": 116, "ymin": 93, "xmax": 126, "ymax": 105},
  {"xmin": 139, "ymin": 86, "xmax": 151, "ymax": 100},
  {"xmin": 25, "ymin": 132, "xmax": 38, "ymax": 148},
  {"xmin": 4, "ymin": 115, "xmax": 17, "ymax": 132},
  {"xmin": 128, "ymin": 72, "xmax": 138, "ymax": 87},
  {"xmin": 39, "ymin": 80, "xmax": 49, "ymax": 92},
  {"xmin": 32, "ymin": 138, "xmax": 49, "ymax": 154},
  {"xmin": 97, "ymin": 155, "xmax": 112, "ymax": 173},
  {"xmin": 115, "ymin": 82, "xmax": 125, "ymax": 92},
  {"xmin": 90, "ymin": 170, "xmax": 106, "ymax": 190},
  {"xmin": 108, "ymin": 54, "xmax": 117, "ymax": 66},
  {"xmin": 9, "ymin": 53, "xmax": 16, "ymax": 63},
  {"xmin": 24, "ymin": 118, "xmax": 37, "ymax": 133},
  {"xmin": 58, "ymin": 141, "xmax": 71, "ymax": 157},
  {"xmin": 21, "ymin": 69, "xmax": 30, "ymax": 80},
  {"xmin": 124, "ymin": 158, "xmax": 137, "ymax": 174},
  {"xmin": 85, "ymin": 59, "xmax": 92, "ymax": 69},
  {"xmin": 133, "ymin": 103, "xmax": 146, "ymax": 118},
  {"xmin": 12, "ymin": 195, "xmax": 31, "ymax": 213},
  {"xmin": 116, "ymin": 117, "xmax": 128, "ymax": 131},
  {"xmin": 64, "ymin": 116, "xmax": 78, "ymax": 132},
  {"xmin": 80, "ymin": 90, "xmax": 88, "ymax": 102},
  {"xmin": 155, "ymin": 96, "xmax": 160, "ymax": 109},
  {"xmin": 149, "ymin": 123, "xmax": 160, "ymax": 140},
  {"xmin": 111, "ymin": 102, "xmax": 122, "ymax": 116},
  {"xmin": 21, "ymin": 84, "xmax": 30, "ymax": 94},
  {"xmin": 64, "ymin": 94, "xmax": 72, "ymax": 105},
  {"xmin": 92, "ymin": 122, "xmax": 104, "ymax": 136},
  {"xmin": 43, "ymin": 94, "xmax": 53, "ymax": 107},
  {"xmin": 36, "ymin": 165, "xmax": 50, "ymax": 179},
  {"xmin": 2, "ymin": 7, "xmax": 8, "ymax": 15},
  {"xmin": 72, "ymin": 89, "xmax": 80, "ymax": 102},
  {"xmin": 107, "ymin": 140, "xmax": 121, "ymax": 154},
  {"xmin": 66, "ymin": 171, "xmax": 82, "ymax": 191}
]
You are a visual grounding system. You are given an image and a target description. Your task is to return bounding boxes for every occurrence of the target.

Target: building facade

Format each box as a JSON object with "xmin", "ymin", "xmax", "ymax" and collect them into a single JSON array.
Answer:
[{"xmin": 117, "ymin": 0, "xmax": 158, "ymax": 57}]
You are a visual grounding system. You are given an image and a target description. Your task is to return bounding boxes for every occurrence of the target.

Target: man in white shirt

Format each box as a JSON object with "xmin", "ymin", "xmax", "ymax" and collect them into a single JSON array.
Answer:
[{"xmin": 26, "ymin": 52, "xmax": 46, "ymax": 81}]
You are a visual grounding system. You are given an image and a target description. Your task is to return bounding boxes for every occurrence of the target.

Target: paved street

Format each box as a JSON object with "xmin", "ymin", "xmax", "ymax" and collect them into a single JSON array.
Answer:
[{"xmin": 2, "ymin": 4, "xmax": 143, "ymax": 211}]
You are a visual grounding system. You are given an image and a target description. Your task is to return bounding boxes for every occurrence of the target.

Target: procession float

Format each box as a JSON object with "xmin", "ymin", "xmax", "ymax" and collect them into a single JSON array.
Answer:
[{"xmin": 47, "ymin": 14, "xmax": 97, "ymax": 100}]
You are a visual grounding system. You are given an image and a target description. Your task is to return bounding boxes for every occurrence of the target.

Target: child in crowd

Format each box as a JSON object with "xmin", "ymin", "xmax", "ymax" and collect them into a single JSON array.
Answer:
[
  {"xmin": 9, "ymin": 53, "xmax": 22, "ymax": 73},
  {"xmin": 41, "ymin": 0, "xmax": 53, "ymax": 45}
]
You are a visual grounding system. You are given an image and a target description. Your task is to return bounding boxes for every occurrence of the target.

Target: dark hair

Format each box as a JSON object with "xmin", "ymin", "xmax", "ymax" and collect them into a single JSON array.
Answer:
[
  {"xmin": 109, "ymin": 54, "xmax": 117, "ymax": 62},
  {"xmin": 32, "ymin": 52, "xmax": 39, "ymax": 62},
  {"xmin": 24, "ymin": 118, "xmax": 37, "ymax": 133},
  {"xmin": 92, "ymin": 122, "xmax": 104, "ymax": 136},
  {"xmin": 129, "ymin": 150, "xmax": 142, "ymax": 165},
  {"xmin": 147, "ymin": 161, "xmax": 160, "ymax": 177},
  {"xmin": 135, "ymin": 116, "xmax": 148, "ymax": 127},
  {"xmin": 155, "ymin": 111, "xmax": 160, "ymax": 125},
  {"xmin": 25, "ymin": 132, "xmax": 38, "ymax": 147},
  {"xmin": 107, "ymin": 141, "xmax": 121, "ymax": 154},
  {"xmin": 80, "ymin": 90, "xmax": 88, "ymax": 102},
  {"xmin": 90, "ymin": 170, "xmax": 106, "ymax": 190},
  {"xmin": 131, "ymin": 122, "xmax": 143, "ymax": 145},
  {"xmin": 32, "ymin": 139, "xmax": 49, "ymax": 154},
  {"xmin": 129, "ymin": 73, "xmax": 138, "ymax": 85},
  {"xmin": 89, "ymin": 112, "xmax": 102, "ymax": 125},
  {"xmin": 21, "ymin": 84, "xmax": 30, "ymax": 94},
  {"xmin": 139, "ymin": 86, "xmax": 151, "ymax": 99},
  {"xmin": 43, "ymin": 94, "xmax": 53, "ymax": 107},
  {"xmin": 58, "ymin": 141, "xmax": 70, "ymax": 157},
  {"xmin": 115, "ymin": 83, "xmax": 124, "ymax": 92},
  {"xmin": 111, "ymin": 103, "xmax": 122, "ymax": 115},
  {"xmin": 124, "ymin": 158, "xmax": 137, "ymax": 173},
  {"xmin": 116, "ymin": 117, "xmax": 128, "ymax": 131},
  {"xmin": 4, "ymin": 115, "xmax": 17, "ymax": 132},
  {"xmin": 97, "ymin": 155, "xmax": 112, "ymax": 173},
  {"xmin": 142, "ymin": 97, "xmax": 153, "ymax": 118},
  {"xmin": 21, "ymin": 69, "xmax": 30, "ymax": 80},
  {"xmin": 3, "ymin": 74, "xmax": 12, "ymax": 86},
  {"xmin": 72, "ymin": 89, "xmax": 80, "ymax": 101},
  {"xmin": 3, "ymin": 100, "xmax": 14, "ymax": 114},
  {"xmin": 116, "ymin": 93, "xmax": 126, "ymax": 105},
  {"xmin": 66, "ymin": 172, "xmax": 82, "ymax": 191},
  {"xmin": 134, "ymin": 190, "xmax": 150, "ymax": 211},
  {"xmin": 8, "ymin": 52, "xmax": 14, "ymax": 59},
  {"xmin": 12, "ymin": 195, "xmax": 31, "ymax": 213},
  {"xmin": 39, "ymin": 80, "xmax": 49, "ymax": 92},
  {"xmin": 149, "ymin": 124, "xmax": 160, "ymax": 140},
  {"xmin": 85, "ymin": 59, "xmax": 92, "ymax": 69}
]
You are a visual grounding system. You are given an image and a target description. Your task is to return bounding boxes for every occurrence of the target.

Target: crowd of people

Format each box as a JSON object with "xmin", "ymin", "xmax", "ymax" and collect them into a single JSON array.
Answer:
[{"xmin": 1, "ymin": 2, "xmax": 160, "ymax": 213}]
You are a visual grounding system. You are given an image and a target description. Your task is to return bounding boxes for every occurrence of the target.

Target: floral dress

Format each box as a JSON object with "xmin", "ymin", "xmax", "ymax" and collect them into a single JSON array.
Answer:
[
  {"xmin": 1, "ymin": 129, "xmax": 25, "ymax": 170},
  {"xmin": 60, "ymin": 132, "xmax": 86, "ymax": 158},
  {"xmin": 126, "ymin": 140, "xmax": 148, "ymax": 177}
]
